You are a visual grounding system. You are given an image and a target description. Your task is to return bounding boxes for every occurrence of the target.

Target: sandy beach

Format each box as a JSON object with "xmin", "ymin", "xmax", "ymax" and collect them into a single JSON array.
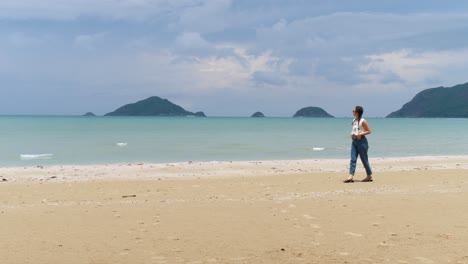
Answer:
[{"xmin": 1, "ymin": 156, "xmax": 468, "ymax": 264}]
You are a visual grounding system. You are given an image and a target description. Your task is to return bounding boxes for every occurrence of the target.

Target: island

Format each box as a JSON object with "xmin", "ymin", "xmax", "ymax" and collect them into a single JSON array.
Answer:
[
  {"xmin": 104, "ymin": 96, "xmax": 206, "ymax": 117},
  {"xmin": 251, "ymin": 112, "xmax": 265, "ymax": 118},
  {"xmin": 387, "ymin": 82, "xmax": 468, "ymax": 118},
  {"xmin": 293, "ymin": 107, "xmax": 334, "ymax": 118},
  {"xmin": 82, "ymin": 112, "xmax": 96, "ymax": 117}
]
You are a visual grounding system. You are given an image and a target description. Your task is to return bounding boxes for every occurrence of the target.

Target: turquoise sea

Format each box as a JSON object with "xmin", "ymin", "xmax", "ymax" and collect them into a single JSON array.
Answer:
[{"xmin": 0, "ymin": 116, "xmax": 467, "ymax": 167}]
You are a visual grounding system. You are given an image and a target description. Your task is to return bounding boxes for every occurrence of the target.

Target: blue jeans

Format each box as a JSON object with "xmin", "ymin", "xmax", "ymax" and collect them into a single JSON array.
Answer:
[{"xmin": 349, "ymin": 136, "xmax": 372, "ymax": 176}]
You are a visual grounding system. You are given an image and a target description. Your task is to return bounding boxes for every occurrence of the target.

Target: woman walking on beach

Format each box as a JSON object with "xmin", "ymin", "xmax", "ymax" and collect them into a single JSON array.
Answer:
[{"xmin": 344, "ymin": 106, "xmax": 373, "ymax": 183}]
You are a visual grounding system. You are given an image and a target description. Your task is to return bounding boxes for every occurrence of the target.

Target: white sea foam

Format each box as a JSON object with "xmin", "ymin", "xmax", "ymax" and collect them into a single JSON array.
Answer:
[
  {"xmin": 116, "ymin": 143, "xmax": 128, "ymax": 147},
  {"xmin": 20, "ymin": 154, "xmax": 53, "ymax": 160},
  {"xmin": 312, "ymin": 147, "xmax": 325, "ymax": 151}
]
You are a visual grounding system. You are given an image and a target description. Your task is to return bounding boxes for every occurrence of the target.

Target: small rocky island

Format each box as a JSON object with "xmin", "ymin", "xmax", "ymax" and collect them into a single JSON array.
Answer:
[
  {"xmin": 82, "ymin": 112, "xmax": 96, "ymax": 117},
  {"xmin": 387, "ymin": 82, "xmax": 468, "ymax": 118},
  {"xmin": 293, "ymin": 107, "xmax": 334, "ymax": 118},
  {"xmin": 251, "ymin": 112, "xmax": 265, "ymax": 118},
  {"xmin": 104, "ymin": 96, "xmax": 206, "ymax": 117}
]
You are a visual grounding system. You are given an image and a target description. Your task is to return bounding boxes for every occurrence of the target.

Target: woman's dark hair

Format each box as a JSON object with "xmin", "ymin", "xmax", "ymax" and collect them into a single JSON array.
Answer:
[{"xmin": 355, "ymin": 106, "xmax": 364, "ymax": 119}]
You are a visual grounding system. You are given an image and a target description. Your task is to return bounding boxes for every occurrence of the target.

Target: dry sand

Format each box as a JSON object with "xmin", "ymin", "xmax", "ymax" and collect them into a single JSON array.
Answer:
[{"xmin": 1, "ymin": 156, "xmax": 468, "ymax": 264}]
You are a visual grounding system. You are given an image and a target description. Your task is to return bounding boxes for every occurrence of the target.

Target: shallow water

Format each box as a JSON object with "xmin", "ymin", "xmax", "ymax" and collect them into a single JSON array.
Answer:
[{"xmin": 0, "ymin": 116, "xmax": 467, "ymax": 166}]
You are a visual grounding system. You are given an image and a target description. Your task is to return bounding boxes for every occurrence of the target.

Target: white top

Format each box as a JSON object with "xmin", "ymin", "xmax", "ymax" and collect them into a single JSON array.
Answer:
[{"xmin": 351, "ymin": 118, "xmax": 366, "ymax": 136}]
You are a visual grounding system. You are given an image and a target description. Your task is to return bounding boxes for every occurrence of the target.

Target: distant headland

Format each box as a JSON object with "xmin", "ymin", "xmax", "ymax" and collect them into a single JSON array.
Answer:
[{"xmin": 387, "ymin": 82, "xmax": 468, "ymax": 118}]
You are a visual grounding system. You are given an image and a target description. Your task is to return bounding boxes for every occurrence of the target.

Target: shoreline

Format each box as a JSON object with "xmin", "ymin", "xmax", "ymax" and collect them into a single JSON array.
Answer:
[{"xmin": 1, "ymin": 155, "xmax": 468, "ymax": 183}]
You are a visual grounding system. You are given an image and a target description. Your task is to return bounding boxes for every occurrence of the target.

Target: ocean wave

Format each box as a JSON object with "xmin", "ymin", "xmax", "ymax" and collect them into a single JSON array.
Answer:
[
  {"xmin": 20, "ymin": 154, "xmax": 53, "ymax": 160},
  {"xmin": 312, "ymin": 147, "xmax": 325, "ymax": 151},
  {"xmin": 116, "ymin": 143, "xmax": 128, "ymax": 147}
]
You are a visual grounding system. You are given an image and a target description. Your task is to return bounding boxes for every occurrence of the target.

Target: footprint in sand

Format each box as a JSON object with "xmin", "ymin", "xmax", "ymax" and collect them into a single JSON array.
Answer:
[
  {"xmin": 230, "ymin": 257, "xmax": 247, "ymax": 261},
  {"xmin": 345, "ymin": 232, "xmax": 363, "ymax": 237},
  {"xmin": 120, "ymin": 250, "xmax": 130, "ymax": 256},
  {"xmin": 288, "ymin": 204, "xmax": 297, "ymax": 208},
  {"xmin": 302, "ymin": 214, "xmax": 317, "ymax": 220},
  {"xmin": 310, "ymin": 224, "xmax": 321, "ymax": 229},
  {"xmin": 339, "ymin": 252, "xmax": 349, "ymax": 256},
  {"xmin": 414, "ymin": 257, "xmax": 434, "ymax": 263},
  {"xmin": 316, "ymin": 231, "xmax": 325, "ymax": 236},
  {"xmin": 151, "ymin": 256, "xmax": 167, "ymax": 263},
  {"xmin": 378, "ymin": 241, "xmax": 393, "ymax": 247}
]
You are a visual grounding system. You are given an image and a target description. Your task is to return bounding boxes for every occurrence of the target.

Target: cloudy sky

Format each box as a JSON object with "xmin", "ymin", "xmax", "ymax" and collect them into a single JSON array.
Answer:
[{"xmin": 2, "ymin": 0, "xmax": 468, "ymax": 117}]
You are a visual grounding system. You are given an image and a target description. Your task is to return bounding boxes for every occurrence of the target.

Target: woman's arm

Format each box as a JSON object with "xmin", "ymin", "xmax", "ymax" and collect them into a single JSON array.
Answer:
[{"xmin": 357, "ymin": 120, "xmax": 371, "ymax": 139}]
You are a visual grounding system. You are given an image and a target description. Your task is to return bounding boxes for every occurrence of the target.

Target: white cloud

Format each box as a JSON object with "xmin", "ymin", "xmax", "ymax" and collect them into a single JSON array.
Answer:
[
  {"xmin": 251, "ymin": 11, "xmax": 468, "ymax": 95},
  {"xmin": 359, "ymin": 48, "xmax": 468, "ymax": 89},
  {"xmin": 272, "ymin": 18, "xmax": 287, "ymax": 32},
  {"xmin": 153, "ymin": 47, "xmax": 288, "ymax": 93},
  {"xmin": 8, "ymin": 44, "xmax": 289, "ymax": 97}
]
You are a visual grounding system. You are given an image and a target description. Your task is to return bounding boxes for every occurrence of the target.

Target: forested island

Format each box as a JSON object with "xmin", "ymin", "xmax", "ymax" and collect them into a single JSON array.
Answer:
[
  {"xmin": 293, "ymin": 107, "xmax": 334, "ymax": 118},
  {"xmin": 387, "ymin": 83, "xmax": 468, "ymax": 118},
  {"xmin": 105, "ymin": 96, "xmax": 206, "ymax": 117}
]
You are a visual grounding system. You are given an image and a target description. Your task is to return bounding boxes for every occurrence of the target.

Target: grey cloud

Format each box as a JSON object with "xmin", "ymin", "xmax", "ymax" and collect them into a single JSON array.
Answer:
[
  {"xmin": 0, "ymin": 0, "xmax": 197, "ymax": 20},
  {"xmin": 3, "ymin": 1, "xmax": 468, "ymax": 117},
  {"xmin": 286, "ymin": 59, "xmax": 319, "ymax": 77},
  {"xmin": 380, "ymin": 71, "xmax": 405, "ymax": 85},
  {"xmin": 175, "ymin": 32, "xmax": 211, "ymax": 51},
  {"xmin": 314, "ymin": 59, "xmax": 364, "ymax": 85},
  {"xmin": 255, "ymin": 12, "xmax": 468, "ymax": 58},
  {"xmin": 252, "ymin": 12, "xmax": 468, "ymax": 87},
  {"xmin": 74, "ymin": 32, "xmax": 108, "ymax": 50},
  {"xmin": 387, "ymin": 27, "xmax": 468, "ymax": 51},
  {"xmin": 9, "ymin": 32, "xmax": 44, "ymax": 46},
  {"xmin": 172, "ymin": 32, "xmax": 241, "ymax": 59},
  {"xmin": 175, "ymin": 0, "xmax": 232, "ymax": 33},
  {"xmin": 252, "ymin": 71, "xmax": 287, "ymax": 86}
]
